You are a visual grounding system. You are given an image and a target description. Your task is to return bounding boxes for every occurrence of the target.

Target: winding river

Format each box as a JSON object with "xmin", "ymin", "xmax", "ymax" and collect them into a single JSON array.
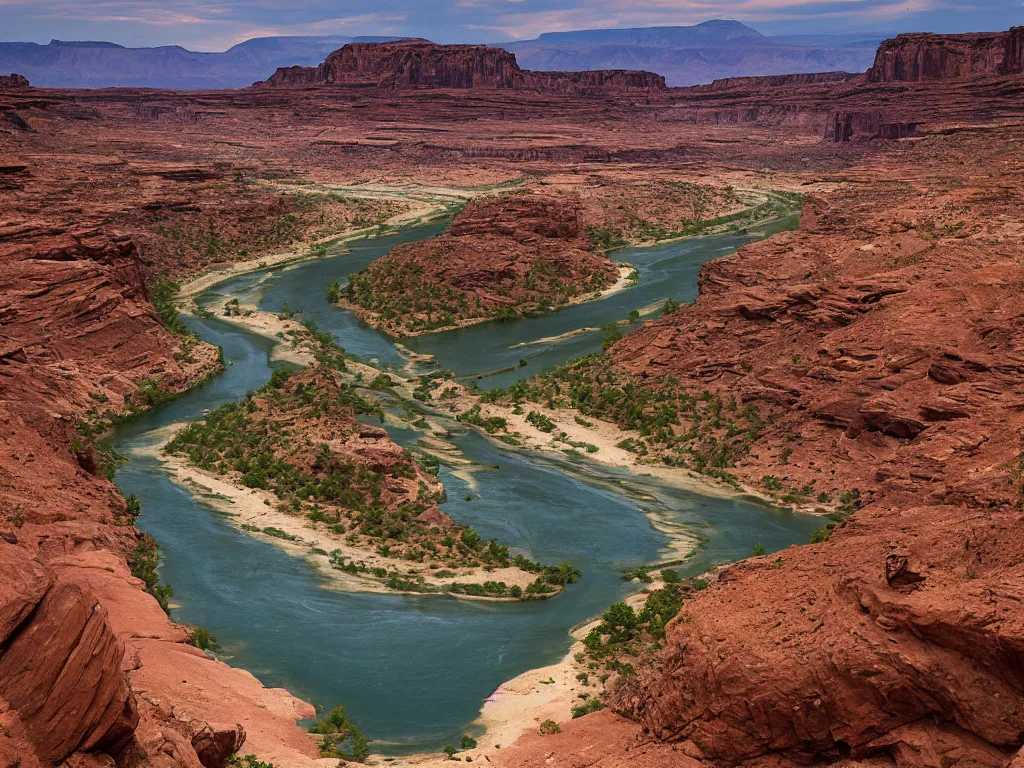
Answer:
[{"xmin": 112, "ymin": 217, "xmax": 820, "ymax": 754}]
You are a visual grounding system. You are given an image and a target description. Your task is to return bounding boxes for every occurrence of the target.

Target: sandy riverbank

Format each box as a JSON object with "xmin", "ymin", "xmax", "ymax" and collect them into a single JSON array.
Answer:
[{"xmin": 441, "ymin": 386, "xmax": 780, "ymax": 510}]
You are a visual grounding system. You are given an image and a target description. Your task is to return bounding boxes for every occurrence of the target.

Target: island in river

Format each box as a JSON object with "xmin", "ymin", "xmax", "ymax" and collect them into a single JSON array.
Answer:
[{"xmin": 161, "ymin": 349, "xmax": 582, "ymax": 601}]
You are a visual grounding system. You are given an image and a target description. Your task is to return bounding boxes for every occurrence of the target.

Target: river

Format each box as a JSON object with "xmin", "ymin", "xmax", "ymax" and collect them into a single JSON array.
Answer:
[{"xmin": 112, "ymin": 218, "xmax": 820, "ymax": 754}]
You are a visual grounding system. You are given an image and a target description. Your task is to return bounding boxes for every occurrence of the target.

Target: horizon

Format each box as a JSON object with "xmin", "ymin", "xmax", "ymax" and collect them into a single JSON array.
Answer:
[{"xmin": 1, "ymin": 1, "xmax": 1019, "ymax": 53}]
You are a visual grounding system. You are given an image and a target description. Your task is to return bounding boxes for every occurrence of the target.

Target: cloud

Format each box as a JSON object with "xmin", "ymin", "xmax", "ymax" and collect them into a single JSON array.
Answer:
[
  {"xmin": 0, "ymin": 0, "xmax": 1020, "ymax": 48},
  {"xmin": 466, "ymin": 0, "xmax": 951, "ymax": 39}
]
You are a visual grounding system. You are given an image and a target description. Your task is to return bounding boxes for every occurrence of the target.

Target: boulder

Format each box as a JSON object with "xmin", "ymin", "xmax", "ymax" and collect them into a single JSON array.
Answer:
[{"xmin": 191, "ymin": 723, "xmax": 246, "ymax": 768}]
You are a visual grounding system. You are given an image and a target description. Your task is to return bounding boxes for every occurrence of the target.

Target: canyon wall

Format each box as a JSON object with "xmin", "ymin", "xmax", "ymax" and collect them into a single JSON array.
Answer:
[
  {"xmin": 868, "ymin": 26, "xmax": 1024, "ymax": 82},
  {"xmin": 262, "ymin": 40, "xmax": 666, "ymax": 93},
  {"xmin": 0, "ymin": 223, "xmax": 323, "ymax": 767},
  {"xmin": 601, "ymin": 124, "xmax": 1024, "ymax": 767}
]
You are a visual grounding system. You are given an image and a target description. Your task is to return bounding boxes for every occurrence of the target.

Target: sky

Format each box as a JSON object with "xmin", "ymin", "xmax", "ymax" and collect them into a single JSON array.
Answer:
[{"xmin": 0, "ymin": 0, "xmax": 1020, "ymax": 51}]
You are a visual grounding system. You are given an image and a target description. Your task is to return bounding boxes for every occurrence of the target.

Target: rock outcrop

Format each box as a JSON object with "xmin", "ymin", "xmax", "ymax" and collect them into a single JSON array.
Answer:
[
  {"xmin": 0, "ymin": 557, "xmax": 138, "ymax": 763},
  {"xmin": 825, "ymin": 111, "xmax": 916, "ymax": 141},
  {"xmin": 262, "ymin": 40, "xmax": 666, "ymax": 94},
  {"xmin": 0, "ymin": 73, "xmax": 29, "ymax": 87},
  {"xmin": 868, "ymin": 27, "xmax": 1024, "ymax": 81}
]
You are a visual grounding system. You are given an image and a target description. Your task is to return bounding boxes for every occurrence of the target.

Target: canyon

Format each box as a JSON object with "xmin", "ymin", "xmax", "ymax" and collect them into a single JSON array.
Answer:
[{"xmin": 2, "ymin": 29, "xmax": 1024, "ymax": 768}]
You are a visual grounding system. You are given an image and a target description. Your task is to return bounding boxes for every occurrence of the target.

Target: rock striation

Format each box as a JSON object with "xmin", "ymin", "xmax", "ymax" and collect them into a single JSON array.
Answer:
[
  {"xmin": 868, "ymin": 27, "xmax": 1024, "ymax": 81},
  {"xmin": 262, "ymin": 40, "xmax": 666, "ymax": 94},
  {"xmin": 696, "ymin": 70, "xmax": 858, "ymax": 92}
]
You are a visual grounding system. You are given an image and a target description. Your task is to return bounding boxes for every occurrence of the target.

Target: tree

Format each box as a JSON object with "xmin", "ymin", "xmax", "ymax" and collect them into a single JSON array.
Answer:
[
  {"xmin": 600, "ymin": 601, "xmax": 637, "ymax": 643},
  {"xmin": 461, "ymin": 528, "xmax": 482, "ymax": 550}
]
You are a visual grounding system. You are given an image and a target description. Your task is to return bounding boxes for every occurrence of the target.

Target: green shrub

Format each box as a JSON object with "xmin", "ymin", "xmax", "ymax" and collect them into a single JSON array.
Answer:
[
  {"xmin": 599, "ymin": 602, "xmax": 638, "ymax": 643},
  {"xmin": 128, "ymin": 534, "xmax": 173, "ymax": 615},
  {"xmin": 810, "ymin": 524, "xmax": 836, "ymax": 543},
  {"xmin": 309, "ymin": 705, "xmax": 370, "ymax": 762},
  {"xmin": 571, "ymin": 699, "xmax": 606, "ymax": 718},
  {"xmin": 526, "ymin": 411, "xmax": 556, "ymax": 433},
  {"xmin": 540, "ymin": 719, "xmax": 561, "ymax": 734},
  {"xmin": 150, "ymin": 280, "xmax": 191, "ymax": 336},
  {"xmin": 188, "ymin": 626, "xmax": 221, "ymax": 652}
]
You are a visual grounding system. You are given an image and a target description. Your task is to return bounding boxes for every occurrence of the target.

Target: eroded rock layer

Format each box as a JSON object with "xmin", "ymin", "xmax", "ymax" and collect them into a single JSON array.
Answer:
[{"xmin": 598, "ymin": 124, "xmax": 1024, "ymax": 768}]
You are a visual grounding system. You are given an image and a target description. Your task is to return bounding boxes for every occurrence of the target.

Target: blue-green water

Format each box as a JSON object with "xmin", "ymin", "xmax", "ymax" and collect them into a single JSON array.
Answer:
[{"xmin": 113, "ymin": 221, "xmax": 819, "ymax": 753}]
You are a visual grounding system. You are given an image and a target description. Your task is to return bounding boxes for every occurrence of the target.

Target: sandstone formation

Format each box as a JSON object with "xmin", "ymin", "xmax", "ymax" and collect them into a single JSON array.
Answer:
[
  {"xmin": 262, "ymin": 40, "xmax": 666, "ymax": 94},
  {"xmin": 503, "ymin": 20, "xmax": 880, "ymax": 88},
  {"xmin": 340, "ymin": 194, "xmax": 620, "ymax": 335},
  {"xmin": 868, "ymin": 27, "xmax": 1024, "ymax": 82},
  {"xmin": 0, "ymin": 73, "xmax": 28, "ymax": 87}
]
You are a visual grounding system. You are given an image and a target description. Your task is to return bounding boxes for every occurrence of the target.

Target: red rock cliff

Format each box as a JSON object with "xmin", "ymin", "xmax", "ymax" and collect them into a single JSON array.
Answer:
[
  {"xmin": 261, "ymin": 40, "xmax": 665, "ymax": 93},
  {"xmin": 868, "ymin": 27, "xmax": 1024, "ymax": 81}
]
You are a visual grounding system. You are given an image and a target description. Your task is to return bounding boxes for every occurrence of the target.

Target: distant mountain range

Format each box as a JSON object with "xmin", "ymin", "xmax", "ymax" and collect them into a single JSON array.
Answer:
[
  {"xmin": 0, "ymin": 20, "xmax": 886, "ymax": 90},
  {"xmin": 0, "ymin": 35, "xmax": 401, "ymax": 89},
  {"xmin": 500, "ymin": 21, "xmax": 885, "ymax": 86}
]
